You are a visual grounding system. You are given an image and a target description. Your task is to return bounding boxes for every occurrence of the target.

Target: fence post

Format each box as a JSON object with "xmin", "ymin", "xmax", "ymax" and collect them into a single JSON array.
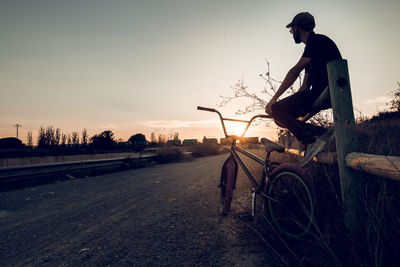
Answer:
[{"xmin": 327, "ymin": 59, "xmax": 365, "ymax": 258}]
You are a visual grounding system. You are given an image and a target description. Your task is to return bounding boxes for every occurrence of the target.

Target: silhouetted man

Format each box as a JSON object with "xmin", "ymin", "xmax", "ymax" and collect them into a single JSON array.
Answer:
[{"xmin": 265, "ymin": 12, "xmax": 342, "ymax": 154}]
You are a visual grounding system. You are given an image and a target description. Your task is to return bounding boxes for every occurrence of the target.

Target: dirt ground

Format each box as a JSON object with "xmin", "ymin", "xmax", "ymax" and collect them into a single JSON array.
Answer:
[{"xmin": 0, "ymin": 153, "xmax": 281, "ymax": 266}]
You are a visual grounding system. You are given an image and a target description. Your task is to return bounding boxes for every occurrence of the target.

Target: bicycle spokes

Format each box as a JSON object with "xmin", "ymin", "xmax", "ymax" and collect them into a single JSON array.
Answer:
[{"xmin": 267, "ymin": 171, "xmax": 314, "ymax": 238}]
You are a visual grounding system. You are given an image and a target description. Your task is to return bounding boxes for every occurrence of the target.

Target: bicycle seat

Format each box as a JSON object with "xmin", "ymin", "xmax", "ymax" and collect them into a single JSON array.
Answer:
[{"xmin": 260, "ymin": 138, "xmax": 285, "ymax": 153}]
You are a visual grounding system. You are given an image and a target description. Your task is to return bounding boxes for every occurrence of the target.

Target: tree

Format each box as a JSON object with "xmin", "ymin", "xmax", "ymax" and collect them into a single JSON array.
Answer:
[
  {"xmin": 72, "ymin": 131, "xmax": 79, "ymax": 146},
  {"xmin": 67, "ymin": 134, "xmax": 72, "ymax": 146},
  {"xmin": 0, "ymin": 137, "xmax": 25, "ymax": 149},
  {"xmin": 158, "ymin": 134, "xmax": 166, "ymax": 144},
  {"xmin": 37, "ymin": 127, "xmax": 46, "ymax": 148},
  {"xmin": 129, "ymin": 133, "xmax": 147, "ymax": 150},
  {"xmin": 37, "ymin": 126, "xmax": 61, "ymax": 148},
  {"xmin": 46, "ymin": 126, "xmax": 56, "ymax": 146},
  {"xmin": 219, "ymin": 60, "xmax": 299, "ymax": 115},
  {"xmin": 150, "ymin": 132, "xmax": 156, "ymax": 144},
  {"xmin": 128, "ymin": 133, "xmax": 146, "ymax": 144},
  {"xmin": 173, "ymin": 132, "xmax": 179, "ymax": 140},
  {"xmin": 27, "ymin": 131, "xmax": 33, "ymax": 147},
  {"xmin": 390, "ymin": 82, "xmax": 400, "ymax": 111},
  {"xmin": 90, "ymin": 130, "xmax": 117, "ymax": 149},
  {"xmin": 61, "ymin": 133, "xmax": 67, "ymax": 146},
  {"xmin": 55, "ymin": 128, "xmax": 61, "ymax": 146},
  {"xmin": 81, "ymin": 128, "xmax": 88, "ymax": 145}
]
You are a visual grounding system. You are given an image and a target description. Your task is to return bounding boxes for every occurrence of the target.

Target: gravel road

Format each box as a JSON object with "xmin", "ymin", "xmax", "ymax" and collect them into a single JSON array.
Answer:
[{"xmin": 0, "ymin": 153, "xmax": 275, "ymax": 266}]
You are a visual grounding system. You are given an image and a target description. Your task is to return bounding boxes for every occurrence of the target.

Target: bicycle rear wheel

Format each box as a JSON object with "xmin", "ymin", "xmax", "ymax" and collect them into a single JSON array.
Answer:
[{"xmin": 266, "ymin": 164, "xmax": 314, "ymax": 238}]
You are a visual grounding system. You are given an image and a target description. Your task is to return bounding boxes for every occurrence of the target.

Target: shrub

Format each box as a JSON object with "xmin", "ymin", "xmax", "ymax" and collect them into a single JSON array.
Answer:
[
  {"xmin": 156, "ymin": 147, "xmax": 184, "ymax": 164},
  {"xmin": 191, "ymin": 144, "xmax": 223, "ymax": 157},
  {"xmin": 90, "ymin": 130, "xmax": 117, "ymax": 150},
  {"xmin": 0, "ymin": 137, "xmax": 25, "ymax": 149}
]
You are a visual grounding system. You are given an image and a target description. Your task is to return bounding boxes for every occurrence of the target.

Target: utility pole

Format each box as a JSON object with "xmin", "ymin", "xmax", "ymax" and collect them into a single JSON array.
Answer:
[{"xmin": 14, "ymin": 124, "xmax": 22, "ymax": 139}]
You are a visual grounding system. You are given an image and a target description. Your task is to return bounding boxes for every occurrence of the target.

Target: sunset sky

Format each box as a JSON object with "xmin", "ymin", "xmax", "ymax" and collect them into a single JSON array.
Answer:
[{"xmin": 1, "ymin": 0, "xmax": 399, "ymax": 143}]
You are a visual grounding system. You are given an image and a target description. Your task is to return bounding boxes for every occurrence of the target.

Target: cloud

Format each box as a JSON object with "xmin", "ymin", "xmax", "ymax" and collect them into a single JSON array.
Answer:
[
  {"xmin": 365, "ymin": 96, "xmax": 391, "ymax": 105},
  {"xmin": 137, "ymin": 119, "xmax": 219, "ymax": 129},
  {"xmin": 100, "ymin": 123, "xmax": 120, "ymax": 130}
]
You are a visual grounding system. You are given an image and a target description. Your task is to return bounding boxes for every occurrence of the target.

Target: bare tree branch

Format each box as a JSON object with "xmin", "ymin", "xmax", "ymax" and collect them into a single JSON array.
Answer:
[{"xmin": 219, "ymin": 59, "xmax": 301, "ymax": 116}]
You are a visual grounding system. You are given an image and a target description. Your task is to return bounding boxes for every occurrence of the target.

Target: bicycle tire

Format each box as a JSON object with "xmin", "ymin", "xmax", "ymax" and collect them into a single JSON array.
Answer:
[
  {"xmin": 219, "ymin": 155, "xmax": 238, "ymax": 214},
  {"xmin": 265, "ymin": 163, "xmax": 314, "ymax": 238}
]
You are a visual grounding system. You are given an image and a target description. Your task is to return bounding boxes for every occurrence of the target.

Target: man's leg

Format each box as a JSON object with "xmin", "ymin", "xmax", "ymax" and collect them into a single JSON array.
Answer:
[{"xmin": 270, "ymin": 91, "xmax": 316, "ymax": 145}]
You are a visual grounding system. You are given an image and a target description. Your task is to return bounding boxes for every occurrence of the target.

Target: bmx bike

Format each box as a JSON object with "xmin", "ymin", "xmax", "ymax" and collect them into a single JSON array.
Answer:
[{"xmin": 197, "ymin": 106, "xmax": 315, "ymax": 238}]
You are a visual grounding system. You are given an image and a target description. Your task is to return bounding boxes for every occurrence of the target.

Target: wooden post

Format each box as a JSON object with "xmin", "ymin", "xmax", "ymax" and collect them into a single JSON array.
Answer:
[{"xmin": 327, "ymin": 59, "xmax": 365, "ymax": 258}]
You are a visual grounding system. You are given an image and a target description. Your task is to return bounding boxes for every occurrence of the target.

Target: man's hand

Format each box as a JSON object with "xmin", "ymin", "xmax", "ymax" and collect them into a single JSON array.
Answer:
[{"xmin": 265, "ymin": 98, "xmax": 277, "ymax": 115}]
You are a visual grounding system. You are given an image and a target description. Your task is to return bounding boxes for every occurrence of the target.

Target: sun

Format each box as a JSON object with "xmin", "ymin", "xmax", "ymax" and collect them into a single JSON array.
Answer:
[{"xmin": 225, "ymin": 121, "xmax": 248, "ymax": 137}]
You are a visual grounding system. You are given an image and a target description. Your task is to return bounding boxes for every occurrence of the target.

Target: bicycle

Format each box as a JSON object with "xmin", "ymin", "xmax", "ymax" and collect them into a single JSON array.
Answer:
[{"xmin": 197, "ymin": 106, "xmax": 315, "ymax": 238}]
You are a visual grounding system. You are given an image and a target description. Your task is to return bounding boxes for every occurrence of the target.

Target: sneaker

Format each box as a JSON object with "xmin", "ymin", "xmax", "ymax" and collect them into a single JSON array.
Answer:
[
  {"xmin": 300, "ymin": 129, "xmax": 334, "ymax": 166},
  {"xmin": 300, "ymin": 137, "xmax": 327, "ymax": 166}
]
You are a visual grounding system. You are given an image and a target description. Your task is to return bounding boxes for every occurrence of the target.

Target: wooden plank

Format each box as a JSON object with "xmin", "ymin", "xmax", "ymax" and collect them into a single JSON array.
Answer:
[
  {"xmin": 346, "ymin": 152, "xmax": 400, "ymax": 181},
  {"xmin": 286, "ymin": 149, "xmax": 400, "ymax": 182},
  {"xmin": 315, "ymin": 152, "xmax": 337, "ymax": 165}
]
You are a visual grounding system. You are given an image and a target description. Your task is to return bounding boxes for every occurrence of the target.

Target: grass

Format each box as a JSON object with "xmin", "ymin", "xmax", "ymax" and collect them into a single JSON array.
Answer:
[
  {"xmin": 155, "ymin": 146, "xmax": 184, "ymax": 164},
  {"xmin": 259, "ymin": 110, "xmax": 400, "ymax": 266},
  {"xmin": 190, "ymin": 143, "xmax": 229, "ymax": 157}
]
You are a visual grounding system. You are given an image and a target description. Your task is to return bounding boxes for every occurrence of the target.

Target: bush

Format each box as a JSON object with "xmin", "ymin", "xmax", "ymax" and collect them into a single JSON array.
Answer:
[
  {"xmin": 0, "ymin": 138, "xmax": 25, "ymax": 149},
  {"xmin": 156, "ymin": 147, "xmax": 184, "ymax": 164},
  {"xmin": 90, "ymin": 130, "xmax": 117, "ymax": 150},
  {"xmin": 355, "ymin": 110, "xmax": 400, "ymax": 156},
  {"xmin": 191, "ymin": 144, "xmax": 224, "ymax": 157}
]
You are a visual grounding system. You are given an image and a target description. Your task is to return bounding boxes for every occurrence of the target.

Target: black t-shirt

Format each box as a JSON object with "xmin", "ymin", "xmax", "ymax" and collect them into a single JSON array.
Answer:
[{"xmin": 302, "ymin": 32, "xmax": 342, "ymax": 99}]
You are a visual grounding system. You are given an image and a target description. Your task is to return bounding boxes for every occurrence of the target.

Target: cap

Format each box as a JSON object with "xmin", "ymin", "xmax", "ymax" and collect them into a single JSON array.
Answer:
[{"xmin": 286, "ymin": 12, "xmax": 315, "ymax": 29}]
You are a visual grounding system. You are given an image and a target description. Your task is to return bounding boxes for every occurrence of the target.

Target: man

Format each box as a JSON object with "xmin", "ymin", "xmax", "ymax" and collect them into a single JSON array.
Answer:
[{"xmin": 265, "ymin": 12, "xmax": 342, "ymax": 157}]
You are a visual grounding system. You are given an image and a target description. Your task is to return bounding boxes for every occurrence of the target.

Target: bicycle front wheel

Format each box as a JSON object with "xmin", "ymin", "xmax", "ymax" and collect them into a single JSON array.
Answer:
[
  {"xmin": 219, "ymin": 155, "xmax": 238, "ymax": 214},
  {"xmin": 267, "ymin": 164, "xmax": 314, "ymax": 238}
]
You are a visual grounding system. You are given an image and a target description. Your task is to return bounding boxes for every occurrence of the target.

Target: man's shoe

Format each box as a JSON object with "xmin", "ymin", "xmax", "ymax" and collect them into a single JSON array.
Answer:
[
  {"xmin": 300, "ymin": 129, "xmax": 334, "ymax": 166},
  {"xmin": 300, "ymin": 137, "xmax": 327, "ymax": 167}
]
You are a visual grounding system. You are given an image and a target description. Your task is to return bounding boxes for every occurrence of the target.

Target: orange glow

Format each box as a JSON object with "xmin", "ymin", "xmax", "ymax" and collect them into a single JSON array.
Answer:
[{"xmin": 224, "ymin": 121, "xmax": 250, "ymax": 137}]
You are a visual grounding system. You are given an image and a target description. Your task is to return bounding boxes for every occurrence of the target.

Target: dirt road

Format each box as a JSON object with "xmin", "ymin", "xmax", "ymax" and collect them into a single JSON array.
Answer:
[{"xmin": 0, "ymin": 154, "xmax": 274, "ymax": 266}]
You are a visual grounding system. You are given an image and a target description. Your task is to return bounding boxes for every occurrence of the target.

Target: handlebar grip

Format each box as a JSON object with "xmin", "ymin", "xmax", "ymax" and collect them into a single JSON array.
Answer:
[{"xmin": 197, "ymin": 106, "xmax": 217, "ymax": 112}]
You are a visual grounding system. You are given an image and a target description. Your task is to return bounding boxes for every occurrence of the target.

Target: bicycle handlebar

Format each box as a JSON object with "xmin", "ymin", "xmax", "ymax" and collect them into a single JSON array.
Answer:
[
  {"xmin": 197, "ymin": 106, "xmax": 217, "ymax": 113},
  {"xmin": 197, "ymin": 106, "xmax": 271, "ymax": 139}
]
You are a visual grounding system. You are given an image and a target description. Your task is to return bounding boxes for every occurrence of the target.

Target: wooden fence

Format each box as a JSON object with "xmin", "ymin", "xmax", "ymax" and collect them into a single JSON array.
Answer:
[
  {"xmin": 302, "ymin": 59, "xmax": 399, "ymax": 258},
  {"xmin": 313, "ymin": 152, "xmax": 400, "ymax": 181}
]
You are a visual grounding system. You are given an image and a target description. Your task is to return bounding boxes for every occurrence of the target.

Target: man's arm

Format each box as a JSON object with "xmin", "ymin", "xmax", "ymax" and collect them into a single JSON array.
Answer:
[
  {"xmin": 297, "ymin": 72, "xmax": 311, "ymax": 92},
  {"xmin": 265, "ymin": 57, "xmax": 311, "ymax": 114}
]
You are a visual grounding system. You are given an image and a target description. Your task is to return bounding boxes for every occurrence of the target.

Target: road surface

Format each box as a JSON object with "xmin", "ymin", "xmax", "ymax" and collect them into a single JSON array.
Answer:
[{"xmin": 0, "ymin": 153, "xmax": 275, "ymax": 266}]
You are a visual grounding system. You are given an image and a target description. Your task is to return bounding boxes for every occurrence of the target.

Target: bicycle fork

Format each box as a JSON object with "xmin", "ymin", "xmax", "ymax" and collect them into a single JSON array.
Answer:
[{"xmin": 221, "ymin": 156, "xmax": 238, "ymax": 215}]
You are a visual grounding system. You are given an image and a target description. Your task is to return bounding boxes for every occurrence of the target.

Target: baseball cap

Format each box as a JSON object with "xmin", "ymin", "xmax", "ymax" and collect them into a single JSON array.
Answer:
[{"xmin": 286, "ymin": 12, "xmax": 315, "ymax": 29}]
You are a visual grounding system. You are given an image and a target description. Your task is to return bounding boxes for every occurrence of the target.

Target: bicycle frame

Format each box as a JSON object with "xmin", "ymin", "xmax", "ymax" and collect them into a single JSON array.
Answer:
[
  {"xmin": 198, "ymin": 106, "xmax": 316, "ymax": 237},
  {"xmin": 197, "ymin": 106, "xmax": 277, "ymax": 201}
]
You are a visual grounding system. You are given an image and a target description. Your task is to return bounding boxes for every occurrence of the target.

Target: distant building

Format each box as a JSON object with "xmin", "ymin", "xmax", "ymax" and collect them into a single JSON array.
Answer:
[
  {"xmin": 182, "ymin": 139, "xmax": 198, "ymax": 145},
  {"xmin": 202, "ymin": 137, "xmax": 218, "ymax": 144},
  {"xmin": 134, "ymin": 140, "xmax": 148, "ymax": 147},
  {"xmin": 240, "ymin": 137, "xmax": 259, "ymax": 144},
  {"xmin": 118, "ymin": 141, "xmax": 131, "ymax": 147},
  {"xmin": 167, "ymin": 139, "xmax": 181, "ymax": 145}
]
